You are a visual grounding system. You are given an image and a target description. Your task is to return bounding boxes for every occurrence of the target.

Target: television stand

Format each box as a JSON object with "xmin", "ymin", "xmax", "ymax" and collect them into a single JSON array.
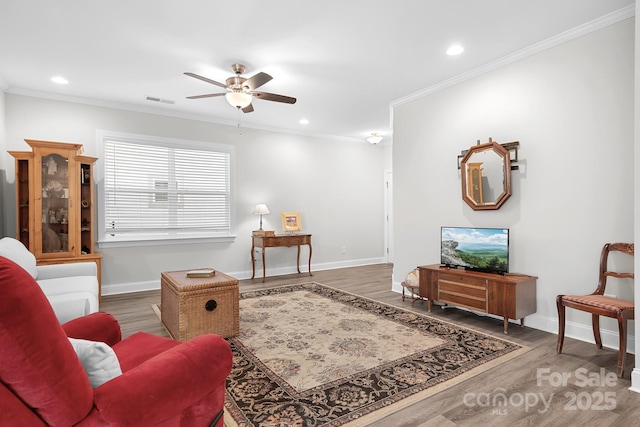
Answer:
[{"xmin": 417, "ymin": 264, "xmax": 537, "ymax": 334}]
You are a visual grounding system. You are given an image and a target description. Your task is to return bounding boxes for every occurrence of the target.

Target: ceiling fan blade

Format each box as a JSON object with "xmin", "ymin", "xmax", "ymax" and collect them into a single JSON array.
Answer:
[
  {"xmin": 242, "ymin": 103, "xmax": 254, "ymax": 113},
  {"xmin": 252, "ymin": 91, "xmax": 297, "ymax": 104},
  {"xmin": 184, "ymin": 72, "xmax": 227, "ymax": 89},
  {"xmin": 243, "ymin": 72, "xmax": 272, "ymax": 90},
  {"xmin": 186, "ymin": 93, "xmax": 226, "ymax": 99}
]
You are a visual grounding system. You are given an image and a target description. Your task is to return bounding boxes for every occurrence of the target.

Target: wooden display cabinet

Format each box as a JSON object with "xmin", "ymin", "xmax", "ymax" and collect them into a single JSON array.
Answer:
[
  {"xmin": 418, "ymin": 264, "xmax": 536, "ymax": 334},
  {"xmin": 9, "ymin": 140, "xmax": 102, "ymax": 295}
]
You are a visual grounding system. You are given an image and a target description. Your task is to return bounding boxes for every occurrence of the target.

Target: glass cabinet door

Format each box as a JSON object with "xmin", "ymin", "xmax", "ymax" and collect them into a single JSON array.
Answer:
[{"xmin": 41, "ymin": 153, "xmax": 70, "ymax": 254}]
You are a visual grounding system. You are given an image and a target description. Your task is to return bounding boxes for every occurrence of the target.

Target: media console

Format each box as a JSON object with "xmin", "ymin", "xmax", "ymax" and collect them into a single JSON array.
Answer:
[{"xmin": 418, "ymin": 264, "xmax": 537, "ymax": 334}]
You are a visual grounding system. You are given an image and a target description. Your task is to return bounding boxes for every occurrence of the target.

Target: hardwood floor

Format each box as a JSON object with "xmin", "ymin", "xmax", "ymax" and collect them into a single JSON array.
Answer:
[{"xmin": 100, "ymin": 264, "xmax": 640, "ymax": 426}]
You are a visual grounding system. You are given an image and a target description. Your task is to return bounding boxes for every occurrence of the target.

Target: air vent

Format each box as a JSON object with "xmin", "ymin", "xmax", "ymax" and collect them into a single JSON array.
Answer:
[{"xmin": 146, "ymin": 96, "xmax": 175, "ymax": 105}]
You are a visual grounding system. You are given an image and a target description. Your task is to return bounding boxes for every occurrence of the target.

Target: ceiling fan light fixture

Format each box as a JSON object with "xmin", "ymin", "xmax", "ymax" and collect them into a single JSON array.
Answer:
[
  {"xmin": 225, "ymin": 91, "xmax": 252, "ymax": 109},
  {"xmin": 185, "ymin": 65, "xmax": 295, "ymax": 112},
  {"xmin": 367, "ymin": 133, "xmax": 383, "ymax": 145}
]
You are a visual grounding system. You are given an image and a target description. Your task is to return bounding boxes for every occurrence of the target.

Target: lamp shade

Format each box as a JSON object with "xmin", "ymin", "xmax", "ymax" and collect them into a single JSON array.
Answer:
[
  {"xmin": 252, "ymin": 203, "xmax": 270, "ymax": 215},
  {"xmin": 226, "ymin": 92, "xmax": 252, "ymax": 109}
]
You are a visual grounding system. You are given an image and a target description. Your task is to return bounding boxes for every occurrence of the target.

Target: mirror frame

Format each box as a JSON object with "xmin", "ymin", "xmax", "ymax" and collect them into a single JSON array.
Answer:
[{"xmin": 460, "ymin": 141, "xmax": 511, "ymax": 211}]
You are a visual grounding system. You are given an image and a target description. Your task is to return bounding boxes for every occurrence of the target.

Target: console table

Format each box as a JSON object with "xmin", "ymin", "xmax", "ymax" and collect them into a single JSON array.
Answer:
[
  {"xmin": 251, "ymin": 234, "xmax": 312, "ymax": 282},
  {"xmin": 418, "ymin": 264, "xmax": 537, "ymax": 334}
]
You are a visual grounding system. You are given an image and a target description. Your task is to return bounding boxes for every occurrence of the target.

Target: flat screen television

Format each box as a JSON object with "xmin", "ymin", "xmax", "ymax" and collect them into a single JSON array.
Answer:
[{"xmin": 441, "ymin": 227, "xmax": 509, "ymax": 274}]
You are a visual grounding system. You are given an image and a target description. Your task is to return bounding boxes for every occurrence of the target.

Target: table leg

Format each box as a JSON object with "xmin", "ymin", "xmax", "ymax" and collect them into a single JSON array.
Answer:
[
  {"xmin": 250, "ymin": 241, "xmax": 256, "ymax": 280},
  {"xmin": 308, "ymin": 242, "xmax": 313, "ymax": 276},
  {"xmin": 296, "ymin": 245, "xmax": 301, "ymax": 273},
  {"xmin": 261, "ymin": 247, "xmax": 266, "ymax": 283},
  {"xmin": 503, "ymin": 317, "xmax": 509, "ymax": 334}
]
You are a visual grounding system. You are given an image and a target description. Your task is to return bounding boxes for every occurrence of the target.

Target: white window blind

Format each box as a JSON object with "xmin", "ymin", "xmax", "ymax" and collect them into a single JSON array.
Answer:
[{"xmin": 98, "ymin": 132, "xmax": 234, "ymax": 245}]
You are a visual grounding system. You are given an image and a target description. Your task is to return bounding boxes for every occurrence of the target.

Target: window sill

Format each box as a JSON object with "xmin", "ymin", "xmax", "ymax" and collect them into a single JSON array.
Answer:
[{"xmin": 97, "ymin": 234, "xmax": 237, "ymax": 248}]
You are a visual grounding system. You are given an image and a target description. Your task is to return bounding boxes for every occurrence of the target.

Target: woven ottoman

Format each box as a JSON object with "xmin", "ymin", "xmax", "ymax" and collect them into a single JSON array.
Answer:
[{"xmin": 161, "ymin": 269, "xmax": 239, "ymax": 340}]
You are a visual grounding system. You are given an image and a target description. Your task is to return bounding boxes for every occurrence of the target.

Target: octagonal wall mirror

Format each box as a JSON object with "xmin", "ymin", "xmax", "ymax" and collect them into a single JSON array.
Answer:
[{"xmin": 460, "ymin": 141, "xmax": 511, "ymax": 210}]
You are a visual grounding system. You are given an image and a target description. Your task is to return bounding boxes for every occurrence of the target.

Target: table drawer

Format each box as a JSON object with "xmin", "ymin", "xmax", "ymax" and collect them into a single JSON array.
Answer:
[
  {"xmin": 439, "ymin": 272, "xmax": 486, "ymax": 287},
  {"xmin": 438, "ymin": 277, "xmax": 487, "ymax": 312},
  {"xmin": 268, "ymin": 236, "xmax": 308, "ymax": 246}
]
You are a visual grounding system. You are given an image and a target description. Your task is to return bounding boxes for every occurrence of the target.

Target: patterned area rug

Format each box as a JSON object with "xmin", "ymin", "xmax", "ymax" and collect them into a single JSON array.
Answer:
[{"xmin": 224, "ymin": 283, "xmax": 529, "ymax": 427}]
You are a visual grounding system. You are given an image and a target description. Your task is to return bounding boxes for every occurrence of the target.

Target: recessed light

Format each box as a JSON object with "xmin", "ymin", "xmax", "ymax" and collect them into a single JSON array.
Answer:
[
  {"xmin": 299, "ymin": 118, "xmax": 309, "ymax": 125},
  {"xmin": 446, "ymin": 45, "xmax": 464, "ymax": 56},
  {"xmin": 51, "ymin": 76, "xmax": 69, "ymax": 85}
]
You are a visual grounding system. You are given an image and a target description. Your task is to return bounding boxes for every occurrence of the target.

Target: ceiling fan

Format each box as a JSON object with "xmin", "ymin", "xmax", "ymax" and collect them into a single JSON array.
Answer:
[{"xmin": 184, "ymin": 64, "xmax": 296, "ymax": 113}]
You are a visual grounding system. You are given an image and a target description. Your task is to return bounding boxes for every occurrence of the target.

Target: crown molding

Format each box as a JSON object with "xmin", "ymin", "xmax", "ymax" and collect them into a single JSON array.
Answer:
[
  {"xmin": 390, "ymin": 4, "xmax": 636, "ymax": 109},
  {"xmin": 6, "ymin": 87, "xmax": 364, "ymax": 144}
]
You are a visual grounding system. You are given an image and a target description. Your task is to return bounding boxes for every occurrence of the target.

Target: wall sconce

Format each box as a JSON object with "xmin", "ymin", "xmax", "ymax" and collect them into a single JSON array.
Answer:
[
  {"xmin": 252, "ymin": 203, "xmax": 270, "ymax": 231},
  {"xmin": 367, "ymin": 133, "xmax": 383, "ymax": 145}
]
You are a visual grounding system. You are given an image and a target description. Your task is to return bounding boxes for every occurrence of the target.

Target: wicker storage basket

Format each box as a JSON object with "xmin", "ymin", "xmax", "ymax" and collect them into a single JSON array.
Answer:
[{"xmin": 161, "ymin": 269, "xmax": 239, "ymax": 340}]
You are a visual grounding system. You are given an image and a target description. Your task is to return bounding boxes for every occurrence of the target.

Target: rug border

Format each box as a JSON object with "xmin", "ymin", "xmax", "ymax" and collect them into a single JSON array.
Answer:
[{"xmin": 223, "ymin": 282, "xmax": 531, "ymax": 427}]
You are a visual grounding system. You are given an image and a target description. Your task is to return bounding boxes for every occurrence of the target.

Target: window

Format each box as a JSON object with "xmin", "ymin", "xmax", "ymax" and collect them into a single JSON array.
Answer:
[{"xmin": 97, "ymin": 131, "xmax": 235, "ymax": 247}]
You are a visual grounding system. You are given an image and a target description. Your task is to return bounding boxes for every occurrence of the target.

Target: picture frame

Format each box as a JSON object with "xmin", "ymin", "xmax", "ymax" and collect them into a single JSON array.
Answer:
[{"xmin": 281, "ymin": 212, "xmax": 302, "ymax": 232}]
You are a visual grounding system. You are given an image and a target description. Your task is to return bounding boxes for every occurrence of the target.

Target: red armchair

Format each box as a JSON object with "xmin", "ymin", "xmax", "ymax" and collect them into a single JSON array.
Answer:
[{"xmin": 0, "ymin": 256, "xmax": 233, "ymax": 426}]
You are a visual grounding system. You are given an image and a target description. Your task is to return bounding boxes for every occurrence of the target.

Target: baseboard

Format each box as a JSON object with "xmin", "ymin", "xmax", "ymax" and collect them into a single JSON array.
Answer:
[
  {"xmin": 559, "ymin": 318, "xmax": 636, "ymax": 355},
  {"xmin": 630, "ymin": 368, "xmax": 640, "ymax": 393},
  {"xmin": 101, "ymin": 257, "xmax": 386, "ymax": 296},
  {"xmin": 102, "ymin": 279, "xmax": 160, "ymax": 296}
]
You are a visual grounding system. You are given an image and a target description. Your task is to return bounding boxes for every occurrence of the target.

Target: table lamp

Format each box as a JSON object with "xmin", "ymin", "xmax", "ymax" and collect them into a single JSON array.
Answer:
[{"xmin": 252, "ymin": 203, "xmax": 270, "ymax": 231}]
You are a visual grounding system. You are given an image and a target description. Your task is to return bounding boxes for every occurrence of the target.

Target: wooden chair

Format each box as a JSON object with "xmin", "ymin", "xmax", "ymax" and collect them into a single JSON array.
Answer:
[{"xmin": 556, "ymin": 242, "xmax": 634, "ymax": 378}]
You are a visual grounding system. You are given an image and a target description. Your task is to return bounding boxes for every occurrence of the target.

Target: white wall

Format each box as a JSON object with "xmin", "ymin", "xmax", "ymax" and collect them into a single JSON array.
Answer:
[
  {"xmin": 2, "ymin": 95, "xmax": 388, "ymax": 293},
  {"xmin": 393, "ymin": 19, "xmax": 634, "ymax": 349}
]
